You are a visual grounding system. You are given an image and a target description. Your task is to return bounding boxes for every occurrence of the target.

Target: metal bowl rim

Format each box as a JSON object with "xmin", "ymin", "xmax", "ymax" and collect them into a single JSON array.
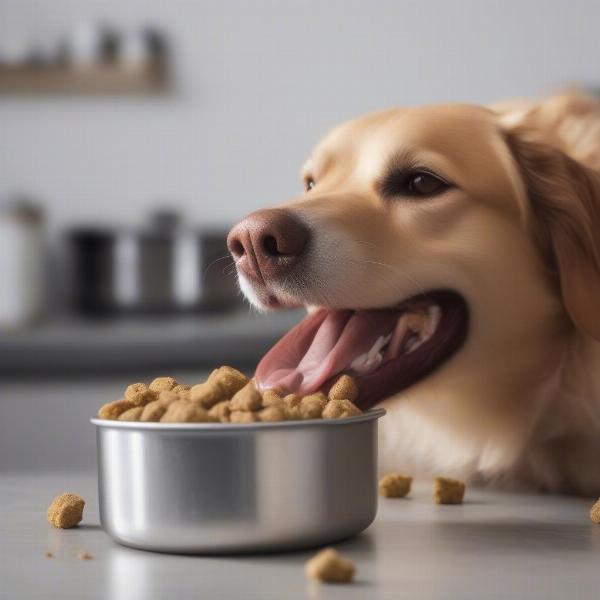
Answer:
[{"xmin": 90, "ymin": 407, "xmax": 385, "ymax": 432}]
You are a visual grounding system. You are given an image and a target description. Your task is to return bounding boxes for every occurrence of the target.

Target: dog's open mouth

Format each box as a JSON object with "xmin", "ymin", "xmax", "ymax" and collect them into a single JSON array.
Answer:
[{"xmin": 255, "ymin": 290, "xmax": 469, "ymax": 409}]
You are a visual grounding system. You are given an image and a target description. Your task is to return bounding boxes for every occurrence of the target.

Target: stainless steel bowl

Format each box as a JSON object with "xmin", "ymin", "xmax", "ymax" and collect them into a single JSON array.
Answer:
[{"xmin": 92, "ymin": 409, "xmax": 385, "ymax": 554}]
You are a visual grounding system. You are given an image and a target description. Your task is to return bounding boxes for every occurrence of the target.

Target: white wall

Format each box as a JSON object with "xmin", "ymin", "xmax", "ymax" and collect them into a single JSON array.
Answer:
[{"xmin": 0, "ymin": 0, "xmax": 598, "ymax": 231}]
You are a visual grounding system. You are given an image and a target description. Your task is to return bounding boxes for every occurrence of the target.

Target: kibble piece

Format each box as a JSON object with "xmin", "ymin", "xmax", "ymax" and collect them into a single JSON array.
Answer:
[
  {"xmin": 98, "ymin": 399, "xmax": 136, "ymax": 420},
  {"xmin": 176, "ymin": 389, "xmax": 192, "ymax": 401},
  {"xmin": 78, "ymin": 551, "xmax": 93, "ymax": 560},
  {"xmin": 209, "ymin": 400, "xmax": 231, "ymax": 422},
  {"xmin": 47, "ymin": 493, "xmax": 85, "ymax": 529},
  {"xmin": 149, "ymin": 376, "xmax": 178, "ymax": 393},
  {"xmin": 262, "ymin": 389, "xmax": 284, "ymax": 407},
  {"xmin": 433, "ymin": 477, "xmax": 466, "ymax": 504},
  {"xmin": 45, "ymin": 551, "xmax": 53, "ymax": 559},
  {"xmin": 230, "ymin": 382, "xmax": 263, "ymax": 411},
  {"xmin": 157, "ymin": 390, "xmax": 181, "ymax": 407},
  {"xmin": 284, "ymin": 405, "xmax": 301, "ymax": 421},
  {"xmin": 118, "ymin": 406, "xmax": 144, "ymax": 421},
  {"xmin": 379, "ymin": 473, "xmax": 412, "ymax": 498},
  {"xmin": 140, "ymin": 400, "xmax": 167, "ymax": 422},
  {"xmin": 305, "ymin": 548, "xmax": 355, "ymax": 583},
  {"xmin": 299, "ymin": 393, "xmax": 328, "ymax": 419},
  {"xmin": 208, "ymin": 366, "xmax": 249, "ymax": 398},
  {"xmin": 590, "ymin": 498, "xmax": 600, "ymax": 524},
  {"xmin": 172, "ymin": 384, "xmax": 191, "ymax": 401},
  {"xmin": 172, "ymin": 384, "xmax": 191, "ymax": 393},
  {"xmin": 328, "ymin": 374, "xmax": 359, "ymax": 403},
  {"xmin": 230, "ymin": 410, "xmax": 259, "ymax": 423},
  {"xmin": 190, "ymin": 382, "xmax": 225, "ymax": 409},
  {"xmin": 258, "ymin": 405, "xmax": 287, "ymax": 422},
  {"xmin": 322, "ymin": 399, "xmax": 362, "ymax": 419},
  {"xmin": 124, "ymin": 382, "xmax": 157, "ymax": 406},
  {"xmin": 283, "ymin": 393, "xmax": 301, "ymax": 408},
  {"xmin": 160, "ymin": 400, "xmax": 217, "ymax": 423}
]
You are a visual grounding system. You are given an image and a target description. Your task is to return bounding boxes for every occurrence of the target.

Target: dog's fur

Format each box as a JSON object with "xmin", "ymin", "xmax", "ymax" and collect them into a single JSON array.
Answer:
[{"xmin": 238, "ymin": 91, "xmax": 600, "ymax": 496}]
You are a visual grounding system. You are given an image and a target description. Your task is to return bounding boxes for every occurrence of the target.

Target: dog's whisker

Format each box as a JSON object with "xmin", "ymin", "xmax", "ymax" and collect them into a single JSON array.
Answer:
[
  {"xmin": 347, "ymin": 257, "xmax": 425, "ymax": 296},
  {"xmin": 203, "ymin": 254, "xmax": 233, "ymax": 278}
]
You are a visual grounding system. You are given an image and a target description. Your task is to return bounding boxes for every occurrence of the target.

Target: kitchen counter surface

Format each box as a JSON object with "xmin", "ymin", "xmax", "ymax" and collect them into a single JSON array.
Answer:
[{"xmin": 2, "ymin": 471, "xmax": 599, "ymax": 599}]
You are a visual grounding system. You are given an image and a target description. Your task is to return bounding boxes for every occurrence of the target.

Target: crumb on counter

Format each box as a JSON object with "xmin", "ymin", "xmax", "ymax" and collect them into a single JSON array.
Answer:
[
  {"xmin": 378, "ymin": 473, "xmax": 412, "ymax": 498},
  {"xmin": 45, "ymin": 551, "xmax": 53, "ymax": 559},
  {"xmin": 47, "ymin": 493, "xmax": 85, "ymax": 529},
  {"xmin": 305, "ymin": 547, "xmax": 355, "ymax": 583},
  {"xmin": 77, "ymin": 551, "xmax": 93, "ymax": 560},
  {"xmin": 433, "ymin": 477, "xmax": 466, "ymax": 505}
]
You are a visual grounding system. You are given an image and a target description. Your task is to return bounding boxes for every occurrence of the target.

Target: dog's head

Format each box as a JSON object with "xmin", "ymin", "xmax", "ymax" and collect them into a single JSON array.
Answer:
[{"xmin": 228, "ymin": 98, "xmax": 600, "ymax": 408}]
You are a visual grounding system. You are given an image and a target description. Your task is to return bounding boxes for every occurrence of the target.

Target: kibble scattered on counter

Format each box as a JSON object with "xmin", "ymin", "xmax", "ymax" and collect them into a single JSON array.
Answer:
[
  {"xmin": 47, "ymin": 493, "xmax": 85, "ymax": 529},
  {"xmin": 378, "ymin": 473, "xmax": 412, "ymax": 498},
  {"xmin": 97, "ymin": 367, "xmax": 363, "ymax": 424},
  {"xmin": 433, "ymin": 477, "xmax": 466, "ymax": 504},
  {"xmin": 305, "ymin": 547, "xmax": 355, "ymax": 583}
]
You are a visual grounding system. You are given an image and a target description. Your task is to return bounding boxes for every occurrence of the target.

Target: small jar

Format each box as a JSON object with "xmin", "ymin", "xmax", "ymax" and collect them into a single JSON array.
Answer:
[{"xmin": 0, "ymin": 198, "xmax": 45, "ymax": 328}]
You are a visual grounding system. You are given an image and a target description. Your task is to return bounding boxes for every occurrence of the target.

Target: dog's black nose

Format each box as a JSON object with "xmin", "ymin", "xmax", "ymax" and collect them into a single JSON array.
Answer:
[{"xmin": 227, "ymin": 208, "xmax": 310, "ymax": 281}]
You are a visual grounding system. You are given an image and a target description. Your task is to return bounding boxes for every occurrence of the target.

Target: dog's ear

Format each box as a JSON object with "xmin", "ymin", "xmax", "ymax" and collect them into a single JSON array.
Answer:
[{"xmin": 503, "ymin": 123, "xmax": 600, "ymax": 340}]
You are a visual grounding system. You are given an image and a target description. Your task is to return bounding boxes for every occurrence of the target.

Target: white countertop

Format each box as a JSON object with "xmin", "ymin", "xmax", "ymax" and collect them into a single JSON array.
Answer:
[{"xmin": 2, "ymin": 471, "xmax": 599, "ymax": 599}]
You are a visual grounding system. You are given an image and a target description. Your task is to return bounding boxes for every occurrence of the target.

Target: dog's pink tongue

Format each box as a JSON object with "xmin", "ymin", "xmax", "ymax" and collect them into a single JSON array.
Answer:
[{"xmin": 256, "ymin": 309, "xmax": 398, "ymax": 394}]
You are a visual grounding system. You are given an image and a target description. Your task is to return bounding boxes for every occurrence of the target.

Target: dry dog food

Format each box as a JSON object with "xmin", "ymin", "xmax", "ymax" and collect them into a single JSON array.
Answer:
[
  {"xmin": 328, "ymin": 374, "xmax": 359, "ymax": 403},
  {"xmin": 590, "ymin": 498, "xmax": 600, "ymax": 523},
  {"xmin": 47, "ymin": 493, "xmax": 85, "ymax": 529},
  {"xmin": 305, "ymin": 547, "xmax": 355, "ymax": 583},
  {"xmin": 378, "ymin": 473, "xmax": 412, "ymax": 498},
  {"xmin": 433, "ymin": 477, "xmax": 466, "ymax": 504},
  {"xmin": 77, "ymin": 551, "xmax": 93, "ymax": 560},
  {"xmin": 97, "ymin": 368, "xmax": 363, "ymax": 424}
]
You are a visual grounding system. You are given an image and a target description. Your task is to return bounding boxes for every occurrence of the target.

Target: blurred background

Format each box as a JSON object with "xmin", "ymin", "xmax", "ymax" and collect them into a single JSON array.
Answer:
[{"xmin": 1, "ymin": 0, "xmax": 598, "ymax": 471}]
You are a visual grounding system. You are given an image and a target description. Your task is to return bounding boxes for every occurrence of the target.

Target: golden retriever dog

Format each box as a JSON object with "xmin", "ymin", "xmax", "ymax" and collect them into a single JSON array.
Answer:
[{"xmin": 227, "ymin": 91, "xmax": 600, "ymax": 496}]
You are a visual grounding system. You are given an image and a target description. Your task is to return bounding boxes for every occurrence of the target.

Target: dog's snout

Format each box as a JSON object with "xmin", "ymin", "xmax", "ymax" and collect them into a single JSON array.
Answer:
[{"xmin": 227, "ymin": 208, "xmax": 309, "ymax": 281}]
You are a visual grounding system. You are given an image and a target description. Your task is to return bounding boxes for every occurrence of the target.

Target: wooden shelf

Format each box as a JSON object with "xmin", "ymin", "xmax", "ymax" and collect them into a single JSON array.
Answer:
[{"xmin": 0, "ymin": 61, "xmax": 168, "ymax": 95}]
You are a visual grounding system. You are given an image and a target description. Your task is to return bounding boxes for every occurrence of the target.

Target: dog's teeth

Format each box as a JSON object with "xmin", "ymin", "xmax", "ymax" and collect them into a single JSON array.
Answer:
[
  {"xmin": 368, "ymin": 334, "xmax": 392, "ymax": 359},
  {"xmin": 351, "ymin": 305, "xmax": 442, "ymax": 368},
  {"xmin": 405, "ymin": 305, "xmax": 441, "ymax": 352},
  {"xmin": 351, "ymin": 351, "xmax": 383, "ymax": 375},
  {"xmin": 422, "ymin": 305, "xmax": 441, "ymax": 340},
  {"xmin": 406, "ymin": 337, "xmax": 422, "ymax": 353},
  {"xmin": 350, "ymin": 352, "xmax": 369, "ymax": 371}
]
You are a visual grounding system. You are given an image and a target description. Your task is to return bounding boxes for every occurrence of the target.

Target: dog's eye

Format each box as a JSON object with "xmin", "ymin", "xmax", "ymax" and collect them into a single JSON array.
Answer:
[
  {"xmin": 407, "ymin": 172, "xmax": 447, "ymax": 196},
  {"xmin": 304, "ymin": 177, "xmax": 316, "ymax": 192},
  {"xmin": 380, "ymin": 170, "xmax": 451, "ymax": 199}
]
